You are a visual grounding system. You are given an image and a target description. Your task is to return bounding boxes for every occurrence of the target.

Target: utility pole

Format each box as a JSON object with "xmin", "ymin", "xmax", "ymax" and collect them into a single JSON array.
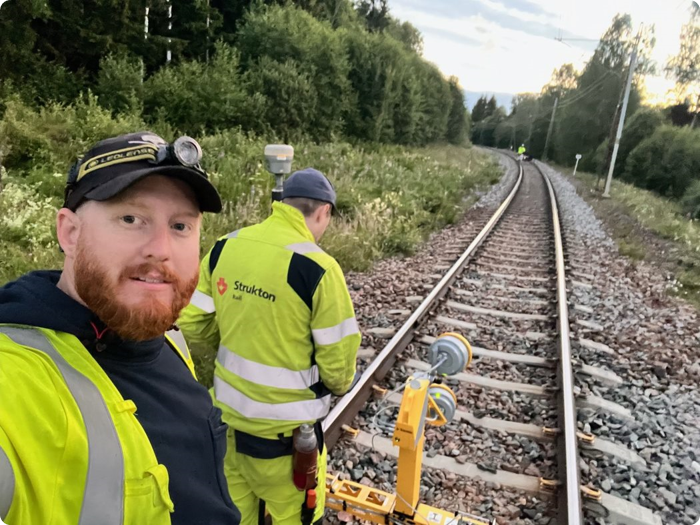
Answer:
[
  {"xmin": 600, "ymin": 27, "xmax": 643, "ymax": 188},
  {"xmin": 599, "ymin": 75, "xmax": 627, "ymax": 188},
  {"xmin": 142, "ymin": 5, "xmax": 149, "ymax": 83},
  {"xmin": 166, "ymin": 0, "xmax": 172, "ymax": 63},
  {"xmin": 144, "ymin": 6, "xmax": 149, "ymax": 40},
  {"xmin": 542, "ymin": 97, "xmax": 558, "ymax": 161},
  {"xmin": 603, "ymin": 47, "xmax": 638, "ymax": 198},
  {"xmin": 206, "ymin": 0, "xmax": 211, "ymax": 62}
]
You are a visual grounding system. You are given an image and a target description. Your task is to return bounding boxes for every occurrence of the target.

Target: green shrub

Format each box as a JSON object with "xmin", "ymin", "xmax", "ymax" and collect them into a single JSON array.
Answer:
[
  {"xmin": 624, "ymin": 126, "xmax": 700, "ymax": 198},
  {"xmin": 354, "ymin": 31, "xmax": 452, "ymax": 145},
  {"xmin": 143, "ymin": 43, "xmax": 256, "ymax": 135},
  {"xmin": 29, "ymin": 59, "xmax": 86, "ymax": 106},
  {"xmin": 681, "ymin": 180, "xmax": 700, "ymax": 219},
  {"xmin": 494, "ymin": 121, "xmax": 513, "ymax": 149},
  {"xmin": 0, "ymin": 95, "xmax": 146, "ymax": 170},
  {"xmin": 413, "ymin": 60, "xmax": 451, "ymax": 144},
  {"xmin": 445, "ymin": 77, "xmax": 469, "ymax": 146},
  {"xmin": 0, "ymin": 182, "xmax": 63, "ymax": 282},
  {"xmin": 471, "ymin": 109, "xmax": 506, "ymax": 147},
  {"xmin": 0, "ymin": 182, "xmax": 58, "ymax": 249},
  {"xmin": 236, "ymin": 4, "xmax": 351, "ymax": 140},
  {"xmin": 343, "ymin": 30, "xmax": 396, "ymax": 142},
  {"xmin": 243, "ymin": 57, "xmax": 318, "ymax": 140},
  {"xmin": 96, "ymin": 54, "xmax": 144, "ymax": 116},
  {"xmin": 593, "ymin": 139, "xmax": 609, "ymax": 174},
  {"xmin": 391, "ymin": 63, "xmax": 422, "ymax": 145},
  {"xmin": 617, "ymin": 108, "xmax": 664, "ymax": 177}
]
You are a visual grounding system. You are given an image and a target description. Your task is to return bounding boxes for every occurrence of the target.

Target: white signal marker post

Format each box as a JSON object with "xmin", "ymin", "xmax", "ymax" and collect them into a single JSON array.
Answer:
[{"xmin": 573, "ymin": 154, "xmax": 582, "ymax": 177}]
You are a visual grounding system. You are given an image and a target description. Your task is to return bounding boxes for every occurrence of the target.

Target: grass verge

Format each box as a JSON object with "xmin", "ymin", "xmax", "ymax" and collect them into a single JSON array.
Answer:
[{"xmin": 0, "ymin": 136, "xmax": 499, "ymax": 283}]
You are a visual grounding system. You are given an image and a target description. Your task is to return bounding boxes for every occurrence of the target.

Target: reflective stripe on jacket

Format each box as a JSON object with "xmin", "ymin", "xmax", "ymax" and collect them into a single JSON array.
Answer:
[
  {"xmin": 0, "ymin": 324, "xmax": 194, "ymax": 524},
  {"xmin": 179, "ymin": 202, "xmax": 360, "ymax": 439}
]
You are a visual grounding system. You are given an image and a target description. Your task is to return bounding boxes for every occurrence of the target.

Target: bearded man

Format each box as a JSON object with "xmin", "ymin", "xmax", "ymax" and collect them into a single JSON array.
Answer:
[{"xmin": 0, "ymin": 132, "xmax": 240, "ymax": 525}]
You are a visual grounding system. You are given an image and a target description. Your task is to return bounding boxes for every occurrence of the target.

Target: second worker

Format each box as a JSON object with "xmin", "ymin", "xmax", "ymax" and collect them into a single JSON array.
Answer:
[{"xmin": 179, "ymin": 167, "xmax": 360, "ymax": 525}]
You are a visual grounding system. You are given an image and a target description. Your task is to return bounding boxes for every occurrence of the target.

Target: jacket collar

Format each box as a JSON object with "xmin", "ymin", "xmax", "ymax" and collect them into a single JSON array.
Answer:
[{"xmin": 270, "ymin": 202, "xmax": 316, "ymax": 243}]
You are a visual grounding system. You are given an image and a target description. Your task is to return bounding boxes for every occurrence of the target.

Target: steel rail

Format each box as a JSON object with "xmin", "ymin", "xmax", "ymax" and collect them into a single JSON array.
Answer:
[
  {"xmin": 537, "ymin": 162, "xmax": 583, "ymax": 524},
  {"xmin": 323, "ymin": 158, "xmax": 524, "ymax": 448}
]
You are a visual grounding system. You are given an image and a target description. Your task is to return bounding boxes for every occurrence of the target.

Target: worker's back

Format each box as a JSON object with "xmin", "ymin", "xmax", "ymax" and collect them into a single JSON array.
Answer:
[
  {"xmin": 203, "ymin": 202, "xmax": 358, "ymax": 438},
  {"xmin": 180, "ymin": 170, "xmax": 360, "ymax": 525}
]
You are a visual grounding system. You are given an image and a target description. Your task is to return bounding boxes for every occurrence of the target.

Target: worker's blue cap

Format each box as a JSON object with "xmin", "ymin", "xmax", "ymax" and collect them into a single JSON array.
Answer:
[{"xmin": 282, "ymin": 168, "xmax": 337, "ymax": 211}]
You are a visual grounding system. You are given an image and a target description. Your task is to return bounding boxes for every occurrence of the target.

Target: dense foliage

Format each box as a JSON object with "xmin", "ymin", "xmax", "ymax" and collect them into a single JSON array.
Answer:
[
  {"xmin": 0, "ymin": 0, "xmax": 468, "ymax": 147},
  {"xmin": 0, "ymin": 95, "xmax": 496, "ymax": 285},
  {"xmin": 623, "ymin": 125, "xmax": 700, "ymax": 200}
]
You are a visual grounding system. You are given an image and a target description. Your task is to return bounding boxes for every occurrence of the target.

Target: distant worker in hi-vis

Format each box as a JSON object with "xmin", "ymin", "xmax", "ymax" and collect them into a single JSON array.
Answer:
[
  {"xmin": 179, "ymin": 167, "xmax": 361, "ymax": 525},
  {"xmin": 518, "ymin": 143, "xmax": 527, "ymax": 160},
  {"xmin": 0, "ymin": 132, "xmax": 240, "ymax": 524}
]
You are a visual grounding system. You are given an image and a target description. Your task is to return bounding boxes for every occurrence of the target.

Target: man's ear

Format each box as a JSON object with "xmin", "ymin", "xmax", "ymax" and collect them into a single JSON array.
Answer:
[
  {"xmin": 56, "ymin": 208, "xmax": 82, "ymax": 257},
  {"xmin": 312, "ymin": 204, "xmax": 326, "ymax": 224}
]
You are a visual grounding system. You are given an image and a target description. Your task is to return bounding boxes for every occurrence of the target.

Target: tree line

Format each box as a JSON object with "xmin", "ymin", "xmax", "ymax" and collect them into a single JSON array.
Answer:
[
  {"xmin": 470, "ymin": 9, "xmax": 700, "ymax": 218},
  {"xmin": 0, "ymin": 0, "xmax": 469, "ymax": 149}
]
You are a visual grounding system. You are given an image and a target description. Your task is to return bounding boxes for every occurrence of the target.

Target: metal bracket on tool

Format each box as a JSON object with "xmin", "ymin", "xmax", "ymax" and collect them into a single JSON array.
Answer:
[{"xmin": 326, "ymin": 332, "xmax": 493, "ymax": 525}]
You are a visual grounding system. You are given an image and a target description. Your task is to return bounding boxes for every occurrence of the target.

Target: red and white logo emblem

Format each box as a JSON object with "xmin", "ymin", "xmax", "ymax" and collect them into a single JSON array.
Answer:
[{"xmin": 217, "ymin": 277, "xmax": 228, "ymax": 296}]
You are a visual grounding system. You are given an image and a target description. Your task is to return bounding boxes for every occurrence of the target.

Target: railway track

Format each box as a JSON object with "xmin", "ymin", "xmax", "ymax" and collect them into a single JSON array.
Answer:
[{"xmin": 323, "ymin": 152, "xmax": 664, "ymax": 525}]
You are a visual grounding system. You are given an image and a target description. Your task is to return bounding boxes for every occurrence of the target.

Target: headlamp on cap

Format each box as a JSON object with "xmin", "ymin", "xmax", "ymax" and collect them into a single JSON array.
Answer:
[
  {"xmin": 62, "ymin": 132, "xmax": 222, "ymax": 213},
  {"xmin": 67, "ymin": 135, "xmax": 205, "ymax": 190},
  {"xmin": 158, "ymin": 136, "xmax": 203, "ymax": 168}
]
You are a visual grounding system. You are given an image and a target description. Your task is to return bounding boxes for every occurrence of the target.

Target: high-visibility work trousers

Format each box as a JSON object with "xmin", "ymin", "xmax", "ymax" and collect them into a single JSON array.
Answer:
[{"xmin": 224, "ymin": 432, "xmax": 327, "ymax": 525}]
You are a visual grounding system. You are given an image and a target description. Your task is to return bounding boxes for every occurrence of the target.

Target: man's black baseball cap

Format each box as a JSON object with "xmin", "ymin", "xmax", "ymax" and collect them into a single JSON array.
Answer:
[{"xmin": 63, "ymin": 131, "xmax": 222, "ymax": 213}]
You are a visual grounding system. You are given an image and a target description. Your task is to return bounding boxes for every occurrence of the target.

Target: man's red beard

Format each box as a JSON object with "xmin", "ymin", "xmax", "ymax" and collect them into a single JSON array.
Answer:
[{"xmin": 74, "ymin": 240, "xmax": 198, "ymax": 341}]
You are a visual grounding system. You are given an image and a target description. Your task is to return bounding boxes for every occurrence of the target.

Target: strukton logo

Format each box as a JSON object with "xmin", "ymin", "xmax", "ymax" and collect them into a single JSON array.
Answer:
[
  {"xmin": 234, "ymin": 280, "xmax": 276, "ymax": 302},
  {"xmin": 217, "ymin": 277, "xmax": 228, "ymax": 296}
]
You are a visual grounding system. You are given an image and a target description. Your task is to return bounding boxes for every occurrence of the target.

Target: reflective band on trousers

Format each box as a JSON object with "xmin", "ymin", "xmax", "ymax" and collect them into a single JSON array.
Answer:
[
  {"xmin": 0, "ymin": 327, "xmax": 124, "ymax": 524},
  {"xmin": 189, "ymin": 290, "xmax": 216, "ymax": 313},
  {"xmin": 285, "ymin": 242, "xmax": 324, "ymax": 255},
  {"xmin": 0, "ymin": 445, "xmax": 13, "ymax": 519},
  {"xmin": 214, "ymin": 376, "xmax": 331, "ymax": 421},
  {"xmin": 312, "ymin": 317, "xmax": 360, "ymax": 346},
  {"xmin": 217, "ymin": 345, "xmax": 319, "ymax": 390}
]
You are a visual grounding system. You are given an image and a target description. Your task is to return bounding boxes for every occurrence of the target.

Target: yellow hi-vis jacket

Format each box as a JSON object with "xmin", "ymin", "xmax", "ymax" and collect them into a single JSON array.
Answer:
[
  {"xmin": 0, "ymin": 325, "xmax": 195, "ymax": 524},
  {"xmin": 179, "ymin": 202, "xmax": 360, "ymax": 439},
  {"xmin": 518, "ymin": 145, "xmax": 526, "ymax": 155}
]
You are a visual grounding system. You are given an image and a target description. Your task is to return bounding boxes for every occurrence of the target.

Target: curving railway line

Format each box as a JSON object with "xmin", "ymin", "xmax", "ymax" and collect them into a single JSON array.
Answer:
[{"xmin": 322, "ymin": 152, "xmax": 664, "ymax": 525}]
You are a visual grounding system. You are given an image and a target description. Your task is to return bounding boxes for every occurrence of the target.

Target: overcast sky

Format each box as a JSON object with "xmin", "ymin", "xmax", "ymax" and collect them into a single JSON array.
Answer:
[{"xmin": 390, "ymin": 0, "xmax": 693, "ymax": 103}]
